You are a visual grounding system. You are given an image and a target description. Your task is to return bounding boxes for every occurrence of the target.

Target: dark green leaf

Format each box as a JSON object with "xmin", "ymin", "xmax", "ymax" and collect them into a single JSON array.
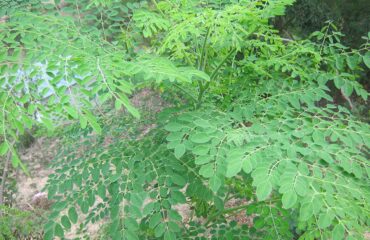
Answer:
[
  {"xmin": 54, "ymin": 223, "xmax": 64, "ymax": 237},
  {"xmin": 68, "ymin": 207, "xmax": 78, "ymax": 224},
  {"xmin": 61, "ymin": 215, "xmax": 71, "ymax": 229}
]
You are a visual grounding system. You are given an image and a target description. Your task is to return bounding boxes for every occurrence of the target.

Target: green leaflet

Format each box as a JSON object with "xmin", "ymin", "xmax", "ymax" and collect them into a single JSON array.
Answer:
[
  {"xmin": 174, "ymin": 144, "xmax": 186, "ymax": 159},
  {"xmin": 154, "ymin": 223, "xmax": 166, "ymax": 237},
  {"xmin": 54, "ymin": 223, "xmax": 64, "ymax": 238},
  {"xmin": 199, "ymin": 163, "xmax": 214, "ymax": 178},
  {"xmin": 165, "ymin": 122, "xmax": 183, "ymax": 132},
  {"xmin": 256, "ymin": 181, "xmax": 272, "ymax": 201},
  {"xmin": 332, "ymin": 224, "xmax": 345, "ymax": 240},
  {"xmin": 61, "ymin": 215, "xmax": 71, "ymax": 230},
  {"xmin": 0, "ymin": 142, "xmax": 8, "ymax": 156},
  {"xmin": 363, "ymin": 52, "xmax": 370, "ymax": 68},
  {"xmin": 294, "ymin": 177, "xmax": 309, "ymax": 197},
  {"xmin": 194, "ymin": 119, "xmax": 211, "ymax": 128},
  {"xmin": 149, "ymin": 213, "xmax": 162, "ymax": 229},
  {"xmin": 190, "ymin": 133, "xmax": 212, "ymax": 144},
  {"xmin": 346, "ymin": 54, "xmax": 361, "ymax": 70},
  {"xmin": 209, "ymin": 175, "xmax": 222, "ymax": 193},
  {"xmin": 164, "ymin": 231, "xmax": 176, "ymax": 240},
  {"xmin": 299, "ymin": 202, "xmax": 314, "ymax": 221},
  {"xmin": 68, "ymin": 207, "xmax": 78, "ymax": 224},
  {"xmin": 282, "ymin": 190, "xmax": 297, "ymax": 209},
  {"xmin": 225, "ymin": 148, "xmax": 244, "ymax": 177},
  {"xmin": 318, "ymin": 212, "xmax": 335, "ymax": 229}
]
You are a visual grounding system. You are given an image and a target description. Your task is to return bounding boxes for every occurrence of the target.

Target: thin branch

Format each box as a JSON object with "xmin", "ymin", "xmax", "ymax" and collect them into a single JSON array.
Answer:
[
  {"xmin": 198, "ymin": 27, "xmax": 211, "ymax": 70},
  {"xmin": 196, "ymin": 49, "xmax": 236, "ymax": 109},
  {"xmin": 0, "ymin": 146, "xmax": 12, "ymax": 206},
  {"xmin": 173, "ymin": 83, "xmax": 198, "ymax": 103}
]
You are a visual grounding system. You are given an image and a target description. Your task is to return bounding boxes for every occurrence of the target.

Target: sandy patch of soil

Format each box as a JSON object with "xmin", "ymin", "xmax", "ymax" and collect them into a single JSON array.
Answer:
[{"xmin": 16, "ymin": 137, "xmax": 58, "ymax": 210}]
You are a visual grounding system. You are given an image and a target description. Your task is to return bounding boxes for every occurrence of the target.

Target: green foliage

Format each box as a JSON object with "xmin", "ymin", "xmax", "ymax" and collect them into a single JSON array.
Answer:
[
  {"xmin": 0, "ymin": 205, "xmax": 44, "ymax": 240},
  {"xmin": 1, "ymin": 0, "xmax": 370, "ymax": 239},
  {"xmin": 0, "ymin": 0, "xmax": 198, "ymax": 167},
  {"xmin": 273, "ymin": 0, "xmax": 370, "ymax": 47},
  {"xmin": 166, "ymin": 80, "xmax": 369, "ymax": 239},
  {"xmin": 45, "ymin": 114, "xmax": 211, "ymax": 239},
  {"xmin": 0, "ymin": 165, "xmax": 16, "ymax": 204}
]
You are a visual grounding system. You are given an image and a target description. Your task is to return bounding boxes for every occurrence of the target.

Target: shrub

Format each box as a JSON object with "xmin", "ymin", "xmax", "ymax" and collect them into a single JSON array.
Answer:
[{"xmin": 0, "ymin": 0, "xmax": 369, "ymax": 239}]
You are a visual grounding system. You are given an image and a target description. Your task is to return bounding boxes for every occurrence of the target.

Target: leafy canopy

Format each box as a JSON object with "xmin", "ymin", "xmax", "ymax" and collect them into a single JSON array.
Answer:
[{"xmin": 0, "ymin": 0, "xmax": 369, "ymax": 240}]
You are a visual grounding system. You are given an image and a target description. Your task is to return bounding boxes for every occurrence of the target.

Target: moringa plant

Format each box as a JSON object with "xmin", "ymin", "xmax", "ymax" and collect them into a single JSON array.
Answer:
[{"xmin": 0, "ymin": 0, "xmax": 369, "ymax": 239}]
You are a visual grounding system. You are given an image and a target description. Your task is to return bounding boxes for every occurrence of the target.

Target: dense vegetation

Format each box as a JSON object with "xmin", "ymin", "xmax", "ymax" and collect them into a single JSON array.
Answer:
[
  {"xmin": 273, "ymin": 0, "xmax": 370, "ymax": 47},
  {"xmin": 0, "ymin": 0, "xmax": 369, "ymax": 239}
]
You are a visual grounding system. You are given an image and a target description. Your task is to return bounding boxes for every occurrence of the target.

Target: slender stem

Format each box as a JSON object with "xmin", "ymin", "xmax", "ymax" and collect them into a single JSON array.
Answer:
[
  {"xmin": 196, "ymin": 49, "xmax": 236, "ymax": 109},
  {"xmin": 319, "ymin": 21, "xmax": 332, "ymax": 55},
  {"xmin": 205, "ymin": 203, "xmax": 250, "ymax": 227},
  {"xmin": 194, "ymin": 27, "xmax": 211, "ymax": 109},
  {"xmin": 173, "ymin": 83, "xmax": 198, "ymax": 103},
  {"xmin": 209, "ymin": 49, "xmax": 237, "ymax": 81},
  {"xmin": 196, "ymin": 84, "xmax": 206, "ymax": 109},
  {"xmin": 0, "ymin": 148, "xmax": 12, "ymax": 206},
  {"xmin": 151, "ymin": 0, "xmax": 165, "ymax": 17},
  {"xmin": 204, "ymin": 196, "xmax": 281, "ymax": 227},
  {"xmin": 198, "ymin": 27, "xmax": 211, "ymax": 70}
]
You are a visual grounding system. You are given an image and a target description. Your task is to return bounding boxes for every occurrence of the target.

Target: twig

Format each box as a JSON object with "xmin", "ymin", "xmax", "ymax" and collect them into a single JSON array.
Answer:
[
  {"xmin": 340, "ymin": 88, "xmax": 354, "ymax": 110},
  {"xmin": 0, "ymin": 149, "xmax": 12, "ymax": 206}
]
